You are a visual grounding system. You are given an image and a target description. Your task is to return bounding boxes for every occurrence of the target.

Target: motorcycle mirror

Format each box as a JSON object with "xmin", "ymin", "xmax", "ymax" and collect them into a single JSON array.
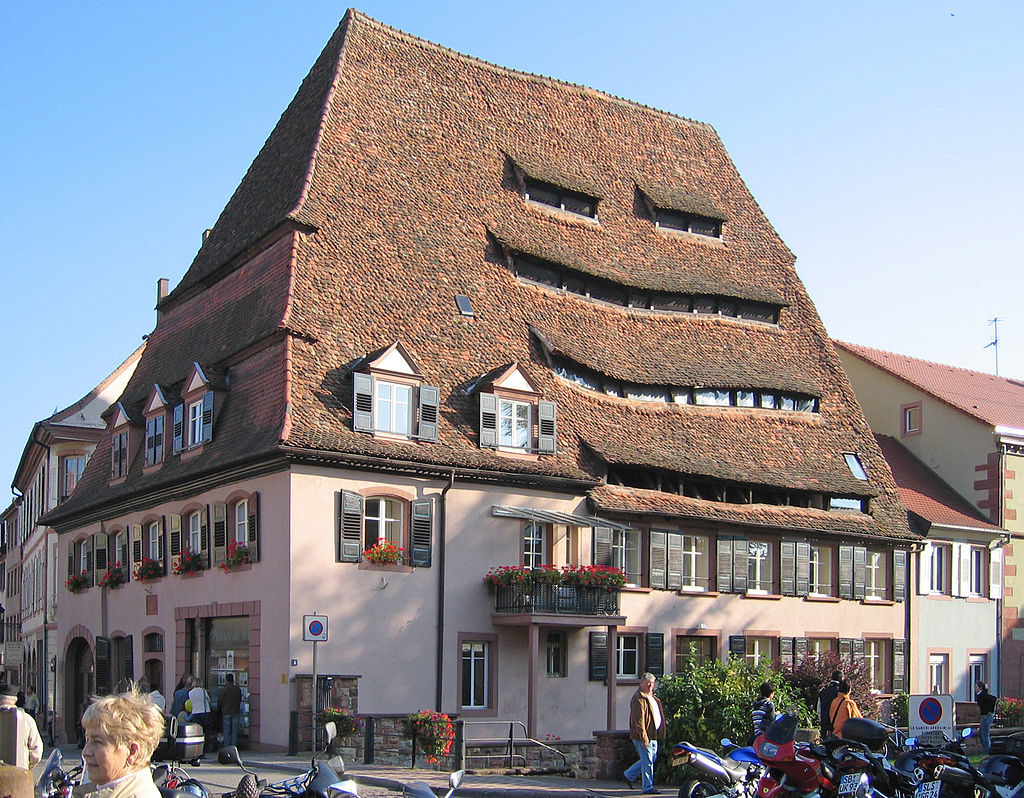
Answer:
[
  {"xmin": 326, "ymin": 780, "xmax": 359, "ymax": 798},
  {"xmin": 906, "ymin": 737, "xmax": 917, "ymax": 747},
  {"xmin": 450, "ymin": 770, "xmax": 465, "ymax": 789},
  {"xmin": 326, "ymin": 756, "xmax": 346, "ymax": 775},
  {"xmin": 218, "ymin": 747, "xmax": 243, "ymax": 766},
  {"xmin": 721, "ymin": 738, "xmax": 734, "ymax": 747},
  {"xmin": 961, "ymin": 728, "xmax": 973, "ymax": 739},
  {"xmin": 402, "ymin": 782, "xmax": 435, "ymax": 798}
]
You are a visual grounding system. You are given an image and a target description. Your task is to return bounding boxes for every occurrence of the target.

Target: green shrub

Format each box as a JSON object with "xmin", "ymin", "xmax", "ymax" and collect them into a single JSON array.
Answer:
[{"xmin": 778, "ymin": 650, "xmax": 880, "ymax": 724}]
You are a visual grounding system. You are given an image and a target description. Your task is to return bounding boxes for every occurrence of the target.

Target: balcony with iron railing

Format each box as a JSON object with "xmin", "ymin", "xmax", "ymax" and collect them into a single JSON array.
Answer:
[{"xmin": 485, "ymin": 566, "xmax": 625, "ymax": 622}]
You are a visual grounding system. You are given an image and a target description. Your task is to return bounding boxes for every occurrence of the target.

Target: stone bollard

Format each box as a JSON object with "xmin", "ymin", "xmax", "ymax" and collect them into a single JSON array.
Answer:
[{"xmin": 0, "ymin": 763, "xmax": 34, "ymax": 798}]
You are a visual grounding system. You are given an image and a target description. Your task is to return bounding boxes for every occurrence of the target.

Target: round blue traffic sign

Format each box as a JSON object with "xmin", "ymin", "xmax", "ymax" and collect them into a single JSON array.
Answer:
[
  {"xmin": 309, "ymin": 620, "xmax": 324, "ymax": 637},
  {"xmin": 920, "ymin": 697, "xmax": 942, "ymax": 725}
]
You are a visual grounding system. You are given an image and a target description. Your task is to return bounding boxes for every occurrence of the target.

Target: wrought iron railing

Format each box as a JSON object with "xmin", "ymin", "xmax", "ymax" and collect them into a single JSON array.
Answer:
[{"xmin": 493, "ymin": 583, "xmax": 620, "ymax": 615}]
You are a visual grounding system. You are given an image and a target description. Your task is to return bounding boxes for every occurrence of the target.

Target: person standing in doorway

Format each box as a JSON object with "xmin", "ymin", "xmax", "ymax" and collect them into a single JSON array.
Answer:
[
  {"xmin": 624, "ymin": 672, "xmax": 666, "ymax": 794},
  {"xmin": 218, "ymin": 675, "xmax": 243, "ymax": 749},
  {"xmin": 976, "ymin": 681, "xmax": 997, "ymax": 754}
]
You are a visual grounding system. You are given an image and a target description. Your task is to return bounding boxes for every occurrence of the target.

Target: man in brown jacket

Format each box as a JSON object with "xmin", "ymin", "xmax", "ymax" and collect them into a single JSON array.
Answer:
[{"xmin": 624, "ymin": 672, "xmax": 666, "ymax": 794}]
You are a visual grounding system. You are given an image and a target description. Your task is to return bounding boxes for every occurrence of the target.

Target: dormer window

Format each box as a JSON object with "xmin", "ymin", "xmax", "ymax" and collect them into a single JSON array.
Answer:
[
  {"xmin": 524, "ymin": 176, "xmax": 597, "ymax": 219},
  {"xmin": 655, "ymin": 207, "xmax": 722, "ymax": 238},
  {"xmin": 477, "ymin": 363, "xmax": 557, "ymax": 455},
  {"xmin": 144, "ymin": 385, "xmax": 168, "ymax": 468},
  {"xmin": 352, "ymin": 342, "xmax": 439, "ymax": 442},
  {"xmin": 172, "ymin": 364, "xmax": 221, "ymax": 454},
  {"xmin": 108, "ymin": 401, "xmax": 135, "ymax": 481}
]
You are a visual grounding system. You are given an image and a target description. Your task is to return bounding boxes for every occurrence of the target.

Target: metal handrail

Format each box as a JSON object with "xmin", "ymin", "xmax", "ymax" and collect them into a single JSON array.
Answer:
[{"xmin": 458, "ymin": 719, "xmax": 568, "ymax": 769}]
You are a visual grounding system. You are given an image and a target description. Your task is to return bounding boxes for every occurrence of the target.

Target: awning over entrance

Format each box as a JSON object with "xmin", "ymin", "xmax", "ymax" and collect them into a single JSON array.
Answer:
[{"xmin": 491, "ymin": 505, "xmax": 633, "ymax": 530}]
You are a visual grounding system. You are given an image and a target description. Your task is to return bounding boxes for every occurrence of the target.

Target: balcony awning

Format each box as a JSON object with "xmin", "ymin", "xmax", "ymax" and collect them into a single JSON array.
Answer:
[{"xmin": 491, "ymin": 505, "xmax": 633, "ymax": 530}]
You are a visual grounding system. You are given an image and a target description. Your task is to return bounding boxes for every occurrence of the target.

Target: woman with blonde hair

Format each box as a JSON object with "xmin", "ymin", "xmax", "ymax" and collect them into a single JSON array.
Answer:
[{"xmin": 80, "ymin": 684, "xmax": 165, "ymax": 798}]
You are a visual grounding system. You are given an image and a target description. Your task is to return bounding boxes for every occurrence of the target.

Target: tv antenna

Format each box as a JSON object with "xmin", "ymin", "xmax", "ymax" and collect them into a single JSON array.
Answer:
[{"xmin": 985, "ymin": 317, "xmax": 1004, "ymax": 375}]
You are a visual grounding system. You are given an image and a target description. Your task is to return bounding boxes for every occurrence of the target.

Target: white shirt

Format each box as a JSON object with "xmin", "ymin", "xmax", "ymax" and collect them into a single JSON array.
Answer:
[{"xmin": 644, "ymin": 693, "xmax": 663, "ymax": 730}]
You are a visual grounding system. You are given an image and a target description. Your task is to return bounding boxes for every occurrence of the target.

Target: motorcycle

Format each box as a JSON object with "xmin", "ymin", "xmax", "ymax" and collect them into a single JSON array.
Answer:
[
  {"xmin": 37, "ymin": 749, "xmax": 83, "ymax": 798},
  {"xmin": 671, "ymin": 738, "xmax": 764, "ymax": 798},
  {"xmin": 752, "ymin": 713, "xmax": 842, "ymax": 798},
  {"xmin": 219, "ymin": 722, "xmax": 358, "ymax": 798},
  {"xmin": 152, "ymin": 762, "xmax": 209, "ymax": 798},
  {"xmin": 402, "ymin": 770, "xmax": 464, "ymax": 798}
]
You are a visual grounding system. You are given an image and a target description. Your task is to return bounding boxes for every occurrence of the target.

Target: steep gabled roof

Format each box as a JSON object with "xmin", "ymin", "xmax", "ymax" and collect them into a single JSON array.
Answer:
[
  {"xmin": 836, "ymin": 341, "xmax": 1024, "ymax": 430},
  {"xmin": 875, "ymin": 434, "xmax": 1003, "ymax": 533}
]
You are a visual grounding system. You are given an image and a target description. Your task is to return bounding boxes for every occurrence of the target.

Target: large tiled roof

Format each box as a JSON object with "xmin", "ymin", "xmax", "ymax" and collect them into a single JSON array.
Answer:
[
  {"xmin": 874, "ymin": 435, "xmax": 1003, "ymax": 533},
  {"xmin": 47, "ymin": 10, "xmax": 912, "ymax": 543},
  {"xmin": 836, "ymin": 341, "xmax": 1024, "ymax": 430}
]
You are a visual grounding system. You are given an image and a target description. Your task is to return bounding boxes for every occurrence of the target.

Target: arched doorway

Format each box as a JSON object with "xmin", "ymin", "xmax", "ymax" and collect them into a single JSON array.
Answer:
[{"xmin": 64, "ymin": 638, "xmax": 94, "ymax": 746}]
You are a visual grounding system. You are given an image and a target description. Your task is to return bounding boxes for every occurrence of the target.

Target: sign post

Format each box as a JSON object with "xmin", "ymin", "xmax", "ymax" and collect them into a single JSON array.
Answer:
[
  {"xmin": 908, "ymin": 694, "xmax": 955, "ymax": 745},
  {"xmin": 303, "ymin": 614, "xmax": 329, "ymax": 752}
]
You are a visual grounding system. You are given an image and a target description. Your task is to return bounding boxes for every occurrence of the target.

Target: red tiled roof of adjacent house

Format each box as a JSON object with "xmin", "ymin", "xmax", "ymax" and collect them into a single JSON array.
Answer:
[
  {"xmin": 874, "ymin": 434, "xmax": 1003, "ymax": 533},
  {"xmin": 46, "ymin": 10, "xmax": 913, "ymax": 543},
  {"xmin": 836, "ymin": 341, "xmax": 1024, "ymax": 430}
]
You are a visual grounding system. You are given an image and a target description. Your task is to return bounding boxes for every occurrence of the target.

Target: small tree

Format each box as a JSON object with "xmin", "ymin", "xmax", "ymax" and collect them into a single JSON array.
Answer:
[{"xmin": 778, "ymin": 650, "xmax": 879, "ymax": 725}]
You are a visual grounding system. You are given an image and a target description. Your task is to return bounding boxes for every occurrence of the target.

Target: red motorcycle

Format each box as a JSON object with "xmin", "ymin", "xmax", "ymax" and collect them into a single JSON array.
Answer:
[{"xmin": 752, "ymin": 713, "xmax": 843, "ymax": 798}]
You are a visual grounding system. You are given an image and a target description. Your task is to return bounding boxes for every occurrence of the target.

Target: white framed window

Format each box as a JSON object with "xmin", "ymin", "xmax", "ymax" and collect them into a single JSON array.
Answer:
[
  {"xmin": 747, "ymin": 540, "xmax": 773, "ymax": 593},
  {"xmin": 969, "ymin": 655, "xmax": 988, "ymax": 697},
  {"xmin": 188, "ymin": 400, "xmax": 204, "ymax": 447},
  {"xmin": 363, "ymin": 497, "xmax": 404, "ymax": 549},
  {"xmin": 617, "ymin": 634, "xmax": 641, "ymax": 678},
  {"xmin": 188, "ymin": 511, "xmax": 203, "ymax": 553},
  {"xmin": 675, "ymin": 636, "xmax": 715, "ymax": 669},
  {"xmin": 809, "ymin": 545, "xmax": 833, "ymax": 596},
  {"xmin": 114, "ymin": 531, "xmax": 127, "ymax": 568},
  {"xmin": 968, "ymin": 545, "xmax": 986, "ymax": 596},
  {"xmin": 902, "ymin": 402, "xmax": 922, "ymax": 436},
  {"xmin": 461, "ymin": 641, "xmax": 489, "ymax": 709},
  {"xmin": 148, "ymin": 522, "xmax": 161, "ymax": 562},
  {"xmin": 865, "ymin": 550, "xmax": 888, "ymax": 600},
  {"xmin": 375, "ymin": 381, "xmax": 412, "ymax": 435},
  {"xmin": 522, "ymin": 522, "xmax": 547, "ymax": 569},
  {"xmin": 61, "ymin": 455, "xmax": 86, "ymax": 499},
  {"xmin": 808, "ymin": 638, "xmax": 833, "ymax": 657},
  {"xmin": 499, "ymin": 398, "xmax": 531, "ymax": 449},
  {"xmin": 929, "ymin": 653, "xmax": 949, "ymax": 694},
  {"xmin": 864, "ymin": 639, "xmax": 888, "ymax": 691},
  {"xmin": 233, "ymin": 499, "xmax": 249, "ymax": 544},
  {"xmin": 145, "ymin": 415, "xmax": 164, "ymax": 466},
  {"xmin": 595, "ymin": 527, "xmax": 641, "ymax": 586},
  {"xmin": 681, "ymin": 534, "xmax": 709, "ymax": 590},
  {"xmin": 745, "ymin": 637, "xmax": 772, "ymax": 667},
  {"xmin": 80, "ymin": 539, "xmax": 92, "ymax": 574},
  {"xmin": 929, "ymin": 545, "xmax": 949, "ymax": 594},
  {"xmin": 546, "ymin": 631, "xmax": 567, "ymax": 678}
]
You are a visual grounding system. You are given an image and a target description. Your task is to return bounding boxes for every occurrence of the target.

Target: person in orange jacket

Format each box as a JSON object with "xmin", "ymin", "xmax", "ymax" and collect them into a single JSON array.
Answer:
[{"xmin": 828, "ymin": 679, "xmax": 863, "ymax": 738}]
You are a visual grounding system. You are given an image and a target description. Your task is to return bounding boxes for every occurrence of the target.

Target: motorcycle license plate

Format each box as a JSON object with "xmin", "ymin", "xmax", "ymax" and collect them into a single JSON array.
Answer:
[
  {"xmin": 839, "ymin": 774, "xmax": 863, "ymax": 795},
  {"xmin": 916, "ymin": 781, "xmax": 941, "ymax": 798},
  {"xmin": 672, "ymin": 753, "xmax": 691, "ymax": 767}
]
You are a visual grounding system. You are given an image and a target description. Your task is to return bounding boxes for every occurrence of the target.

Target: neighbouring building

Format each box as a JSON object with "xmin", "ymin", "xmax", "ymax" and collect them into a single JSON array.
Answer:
[
  {"xmin": 44, "ymin": 11, "xmax": 916, "ymax": 753},
  {"xmin": 1, "ymin": 344, "xmax": 143, "ymax": 721},
  {"xmin": 836, "ymin": 341, "xmax": 1024, "ymax": 696}
]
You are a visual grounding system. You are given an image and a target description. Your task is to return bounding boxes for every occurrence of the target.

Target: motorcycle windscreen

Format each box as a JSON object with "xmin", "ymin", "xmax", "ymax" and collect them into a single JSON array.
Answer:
[{"xmin": 764, "ymin": 713, "xmax": 799, "ymax": 744}]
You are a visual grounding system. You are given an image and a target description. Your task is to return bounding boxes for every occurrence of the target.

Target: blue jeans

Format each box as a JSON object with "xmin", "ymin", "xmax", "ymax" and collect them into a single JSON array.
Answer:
[
  {"xmin": 222, "ymin": 713, "xmax": 240, "ymax": 748},
  {"xmin": 981, "ymin": 712, "xmax": 994, "ymax": 754},
  {"xmin": 624, "ymin": 738, "xmax": 659, "ymax": 792}
]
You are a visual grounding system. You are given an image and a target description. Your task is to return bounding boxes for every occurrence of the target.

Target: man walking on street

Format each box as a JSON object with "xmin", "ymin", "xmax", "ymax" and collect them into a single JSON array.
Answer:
[
  {"xmin": 976, "ymin": 681, "xmax": 997, "ymax": 754},
  {"xmin": 0, "ymin": 686, "xmax": 42, "ymax": 768},
  {"xmin": 624, "ymin": 672, "xmax": 666, "ymax": 794},
  {"xmin": 819, "ymin": 670, "xmax": 842, "ymax": 737},
  {"xmin": 219, "ymin": 674, "xmax": 243, "ymax": 749}
]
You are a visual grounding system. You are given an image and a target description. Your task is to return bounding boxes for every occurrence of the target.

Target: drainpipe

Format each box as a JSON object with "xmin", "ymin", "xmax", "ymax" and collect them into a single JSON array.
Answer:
[
  {"xmin": 998, "ymin": 443, "xmax": 1006, "ymax": 695},
  {"xmin": 436, "ymin": 470, "xmax": 455, "ymax": 712}
]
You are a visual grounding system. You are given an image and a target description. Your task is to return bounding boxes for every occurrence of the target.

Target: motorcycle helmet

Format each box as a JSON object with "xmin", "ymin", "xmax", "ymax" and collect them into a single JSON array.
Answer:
[{"xmin": 979, "ymin": 755, "xmax": 1024, "ymax": 787}]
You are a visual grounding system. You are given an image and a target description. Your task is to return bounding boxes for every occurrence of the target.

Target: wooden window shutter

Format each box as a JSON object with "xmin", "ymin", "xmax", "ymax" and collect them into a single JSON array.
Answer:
[
  {"xmin": 589, "ymin": 632, "xmax": 608, "ymax": 681},
  {"xmin": 795, "ymin": 542, "xmax": 811, "ymax": 595},
  {"xmin": 93, "ymin": 532, "xmax": 109, "ymax": 573},
  {"xmin": 893, "ymin": 549, "xmax": 907, "ymax": 602},
  {"xmin": 247, "ymin": 492, "xmax": 260, "ymax": 563},
  {"xmin": 200, "ymin": 392, "xmax": 215, "ymax": 443},
  {"xmin": 86, "ymin": 542, "xmax": 95, "ymax": 585},
  {"xmin": 853, "ymin": 546, "xmax": 866, "ymax": 600},
  {"xmin": 158, "ymin": 517, "xmax": 167, "ymax": 572},
  {"xmin": 169, "ymin": 513, "xmax": 182, "ymax": 571},
  {"xmin": 731, "ymin": 537, "xmax": 748, "ymax": 593},
  {"xmin": 417, "ymin": 385, "xmax": 440, "ymax": 442},
  {"xmin": 990, "ymin": 546, "xmax": 1003, "ymax": 600},
  {"xmin": 95, "ymin": 636, "xmax": 112, "ymax": 695},
  {"xmin": 917, "ymin": 542, "xmax": 932, "ymax": 594},
  {"xmin": 67, "ymin": 545, "xmax": 75, "ymax": 579},
  {"xmin": 171, "ymin": 404, "xmax": 184, "ymax": 454},
  {"xmin": 646, "ymin": 633, "xmax": 664, "ymax": 677},
  {"xmin": 122, "ymin": 634, "xmax": 135, "ymax": 687},
  {"xmin": 410, "ymin": 498, "xmax": 433, "ymax": 567},
  {"xmin": 728, "ymin": 635, "xmax": 746, "ymax": 659},
  {"xmin": 795, "ymin": 637, "xmax": 809, "ymax": 660},
  {"xmin": 337, "ymin": 490, "xmax": 364, "ymax": 562},
  {"xmin": 131, "ymin": 525, "xmax": 143, "ymax": 570},
  {"xmin": 780, "ymin": 541, "xmax": 796, "ymax": 595},
  {"xmin": 352, "ymin": 374, "xmax": 374, "ymax": 432},
  {"xmin": 666, "ymin": 533, "xmax": 683, "ymax": 590},
  {"xmin": 479, "ymin": 392, "xmax": 498, "ymax": 448},
  {"xmin": 892, "ymin": 639, "xmax": 907, "ymax": 693},
  {"xmin": 852, "ymin": 637, "xmax": 865, "ymax": 661},
  {"xmin": 201, "ymin": 506, "xmax": 211, "ymax": 568},
  {"xmin": 717, "ymin": 537, "xmax": 734, "ymax": 593},
  {"xmin": 779, "ymin": 637, "xmax": 794, "ymax": 666},
  {"xmin": 649, "ymin": 530, "xmax": 667, "ymax": 589},
  {"xmin": 212, "ymin": 502, "xmax": 228, "ymax": 566},
  {"xmin": 839, "ymin": 545, "xmax": 854, "ymax": 599},
  {"xmin": 593, "ymin": 526, "xmax": 613, "ymax": 568},
  {"xmin": 537, "ymin": 400, "xmax": 557, "ymax": 454},
  {"xmin": 838, "ymin": 637, "xmax": 854, "ymax": 661}
]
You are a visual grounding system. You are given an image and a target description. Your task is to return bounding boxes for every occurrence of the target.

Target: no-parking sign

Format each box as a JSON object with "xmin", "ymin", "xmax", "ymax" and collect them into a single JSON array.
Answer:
[
  {"xmin": 908, "ymin": 694, "xmax": 955, "ymax": 744},
  {"xmin": 303, "ymin": 614, "xmax": 329, "ymax": 642}
]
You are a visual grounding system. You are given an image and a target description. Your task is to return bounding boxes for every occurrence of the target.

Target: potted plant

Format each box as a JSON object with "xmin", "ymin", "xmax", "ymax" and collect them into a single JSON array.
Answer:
[
  {"xmin": 363, "ymin": 540, "xmax": 403, "ymax": 565},
  {"xmin": 134, "ymin": 557, "xmax": 163, "ymax": 581},
  {"xmin": 561, "ymin": 564, "xmax": 626, "ymax": 590},
  {"xmin": 174, "ymin": 548, "xmax": 205, "ymax": 575},
  {"xmin": 220, "ymin": 540, "xmax": 251, "ymax": 573},
  {"xmin": 98, "ymin": 563, "xmax": 127, "ymax": 589},
  {"xmin": 482, "ymin": 565, "xmax": 533, "ymax": 593},
  {"xmin": 403, "ymin": 709, "xmax": 454, "ymax": 765},
  {"xmin": 65, "ymin": 571, "xmax": 89, "ymax": 592},
  {"xmin": 319, "ymin": 707, "xmax": 359, "ymax": 737}
]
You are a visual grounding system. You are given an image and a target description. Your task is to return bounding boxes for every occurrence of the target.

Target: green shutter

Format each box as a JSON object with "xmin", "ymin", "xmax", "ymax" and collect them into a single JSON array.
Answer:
[
  {"xmin": 410, "ymin": 498, "xmax": 433, "ymax": 567},
  {"xmin": 717, "ymin": 537, "xmax": 734, "ymax": 593},
  {"xmin": 337, "ymin": 491, "xmax": 364, "ymax": 562},
  {"xmin": 212, "ymin": 502, "xmax": 228, "ymax": 566},
  {"xmin": 839, "ymin": 545, "xmax": 854, "ymax": 599},
  {"xmin": 95, "ymin": 637, "xmax": 112, "ymax": 695},
  {"xmin": 200, "ymin": 392, "xmax": 214, "ymax": 442},
  {"xmin": 479, "ymin": 392, "xmax": 498, "ymax": 448},
  {"xmin": 589, "ymin": 632, "xmax": 608, "ymax": 681},
  {"xmin": 646, "ymin": 633, "xmax": 664, "ymax": 677},
  {"xmin": 417, "ymin": 385, "xmax": 440, "ymax": 442},
  {"xmin": 649, "ymin": 530, "xmax": 667, "ymax": 589},
  {"xmin": 537, "ymin": 400, "xmax": 557, "ymax": 454},
  {"xmin": 795, "ymin": 542, "xmax": 811, "ymax": 595},
  {"xmin": 247, "ymin": 492, "xmax": 260, "ymax": 563},
  {"xmin": 732, "ymin": 537, "xmax": 748, "ymax": 593},
  {"xmin": 853, "ymin": 547, "xmax": 866, "ymax": 600},
  {"xmin": 893, "ymin": 549, "xmax": 907, "ymax": 602},
  {"xmin": 353, "ymin": 374, "xmax": 374, "ymax": 432},
  {"xmin": 780, "ymin": 541, "xmax": 796, "ymax": 595}
]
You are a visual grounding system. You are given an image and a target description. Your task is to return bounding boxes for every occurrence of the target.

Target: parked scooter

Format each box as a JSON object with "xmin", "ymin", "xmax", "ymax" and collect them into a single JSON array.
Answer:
[
  {"xmin": 671, "ymin": 738, "xmax": 764, "ymax": 798},
  {"xmin": 402, "ymin": 769, "xmax": 464, "ymax": 798},
  {"xmin": 219, "ymin": 723, "xmax": 358, "ymax": 798}
]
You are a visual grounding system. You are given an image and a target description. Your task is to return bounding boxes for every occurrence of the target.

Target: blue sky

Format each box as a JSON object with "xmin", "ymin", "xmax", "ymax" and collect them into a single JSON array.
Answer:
[{"xmin": 2, "ymin": 1, "xmax": 1022, "ymax": 492}]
